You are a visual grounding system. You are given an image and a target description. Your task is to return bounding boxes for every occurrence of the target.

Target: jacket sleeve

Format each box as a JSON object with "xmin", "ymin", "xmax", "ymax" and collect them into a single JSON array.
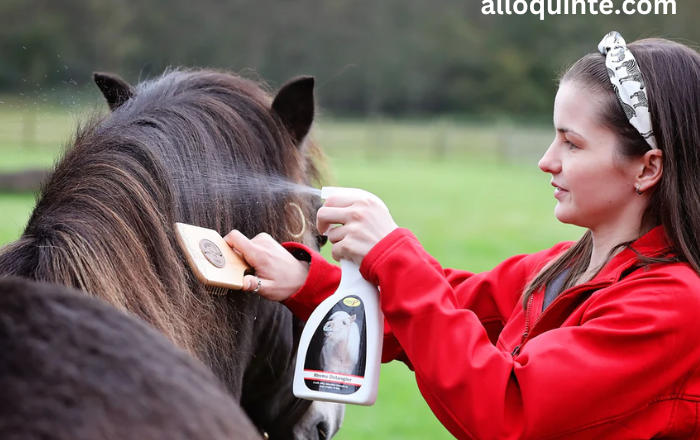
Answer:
[
  {"xmin": 281, "ymin": 241, "xmax": 411, "ymax": 365},
  {"xmin": 389, "ymin": 231, "xmax": 571, "ymax": 345},
  {"xmin": 359, "ymin": 229, "xmax": 700, "ymax": 440},
  {"xmin": 282, "ymin": 231, "xmax": 567, "ymax": 368}
]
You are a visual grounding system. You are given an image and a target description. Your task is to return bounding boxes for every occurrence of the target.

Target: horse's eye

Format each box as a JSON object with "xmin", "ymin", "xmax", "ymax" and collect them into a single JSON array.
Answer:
[{"xmin": 317, "ymin": 421, "xmax": 330, "ymax": 439}]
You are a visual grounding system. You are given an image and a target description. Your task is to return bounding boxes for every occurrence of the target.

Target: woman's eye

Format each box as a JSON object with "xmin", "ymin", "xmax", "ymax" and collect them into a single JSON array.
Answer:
[{"xmin": 565, "ymin": 140, "xmax": 578, "ymax": 149}]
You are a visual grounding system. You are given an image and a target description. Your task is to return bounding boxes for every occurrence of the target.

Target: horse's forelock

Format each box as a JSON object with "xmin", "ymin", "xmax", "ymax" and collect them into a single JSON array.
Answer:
[
  {"xmin": 7, "ymin": 66, "xmax": 323, "ymax": 350},
  {"xmin": 0, "ymin": 67, "xmax": 332, "ymax": 435},
  {"xmin": 121, "ymin": 69, "xmax": 324, "ymax": 245}
]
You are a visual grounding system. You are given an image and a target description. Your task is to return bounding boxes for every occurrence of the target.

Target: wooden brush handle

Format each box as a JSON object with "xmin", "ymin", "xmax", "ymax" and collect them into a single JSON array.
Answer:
[{"xmin": 175, "ymin": 222, "xmax": 253, "ymax": 291}]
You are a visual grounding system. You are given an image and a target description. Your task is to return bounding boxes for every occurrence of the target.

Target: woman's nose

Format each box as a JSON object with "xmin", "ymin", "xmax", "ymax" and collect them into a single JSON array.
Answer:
[{"xmin": 538, "ymin": 141, "xmax": 561, "ymax": 174}]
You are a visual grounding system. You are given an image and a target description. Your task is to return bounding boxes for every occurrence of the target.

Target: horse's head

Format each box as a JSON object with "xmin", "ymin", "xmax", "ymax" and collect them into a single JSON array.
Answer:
[
  {"xmin": 321, "ymin": 311, "xmax": 361, "ymax": 376},
  {"xmin": 0, "ymin": 69, "xmax": 340, "ymax": 439},
  {"xmin": 94, "ymin": 70, "xmax": 342, "ymax": 439},
  {"xmin": 323, "ymin": 311, "xmax": 357, "ymax": 337}
]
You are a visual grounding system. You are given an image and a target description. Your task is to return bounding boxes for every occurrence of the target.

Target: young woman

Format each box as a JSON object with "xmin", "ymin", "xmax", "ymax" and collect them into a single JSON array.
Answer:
[{"xmin": 226, "ymin": 32, "xmax": 700, "ymax": 439}]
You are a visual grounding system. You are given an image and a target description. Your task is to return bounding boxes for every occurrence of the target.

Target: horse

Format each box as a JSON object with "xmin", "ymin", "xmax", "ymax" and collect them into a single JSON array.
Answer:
[
  {"xmin": 0, "ymin": 68, "xmax": 343, "ymax": 439},
  {"xmin": 322, "ymin": 311, "xmax": 361, "ymax": 375},
  {"xmin": 0, "ymin": 276, "xmax": 261, "ymax": 440}
]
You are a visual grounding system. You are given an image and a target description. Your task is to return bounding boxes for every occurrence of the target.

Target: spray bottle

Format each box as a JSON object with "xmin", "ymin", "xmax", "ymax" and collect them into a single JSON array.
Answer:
[{"xmin": 293, "ymin": 187, "xmax": 385, "ymax": 406}]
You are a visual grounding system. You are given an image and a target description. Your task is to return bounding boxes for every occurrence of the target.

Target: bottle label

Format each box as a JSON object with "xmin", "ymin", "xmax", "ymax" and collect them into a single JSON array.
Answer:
[{"xmin": 303, "ymin": 295, "xmax": 367, "ymax": 394}]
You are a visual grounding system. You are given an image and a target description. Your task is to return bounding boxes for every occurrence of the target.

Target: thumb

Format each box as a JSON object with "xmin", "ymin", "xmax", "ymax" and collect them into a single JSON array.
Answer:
[{"xmin": 224, "ymin": 230, "xmax": 257, "ymax": 265}]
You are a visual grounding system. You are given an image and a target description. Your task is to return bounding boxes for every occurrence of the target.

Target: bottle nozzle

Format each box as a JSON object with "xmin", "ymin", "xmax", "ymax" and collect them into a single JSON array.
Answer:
[{"xmin": 320, "ymin": 186, "xmax": 374, "ymax": 200}]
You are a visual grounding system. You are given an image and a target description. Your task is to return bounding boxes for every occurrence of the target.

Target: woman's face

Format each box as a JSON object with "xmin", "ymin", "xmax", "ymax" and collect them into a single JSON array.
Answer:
[{"xmin": 538, "ymin": 82, "xmax": 642, "ymax": 232}]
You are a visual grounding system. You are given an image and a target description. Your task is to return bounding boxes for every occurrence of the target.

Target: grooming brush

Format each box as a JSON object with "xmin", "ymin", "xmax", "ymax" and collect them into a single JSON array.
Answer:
[{"xmin": 174, "ymin": 222, "xmax": 253, "ymax": 295}]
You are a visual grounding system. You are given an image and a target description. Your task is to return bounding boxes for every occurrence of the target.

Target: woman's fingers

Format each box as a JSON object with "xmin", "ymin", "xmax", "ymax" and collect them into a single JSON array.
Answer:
[
  {"xmin": 330, "ymin": 241, "xmax": 351, "ymax": 263},
  {"xmin": 315, "ymin": 191, "xmax": 398, "ymax": 265},
  {"xmin": 317, "ymin": 193, "xmax": 382, "ymax": 233},
  {"xmin": 317, "ymin": 206, "xmax": 355, "ymax": 235},
  {"xmin": 323, "ymin": 194, "xmax": 363, "ymax": 208},
  {"xmin": 317, "ymin": 206, "xmax": 351, "ymax": 232},
  {"xmin": 241, "ymin": 274, "xmax": 277, "ymax": 300},
  {"xmin": 326, "ymin": 224, "xmax": 350, "ymax": 244},
  {"xmin": 224, "ymin": 230, "xmax": 310, "ymax": 302},
  {"xmin": 241, "ymin": 274, "xmax": 259, "ymax": 292},
  {"xmin": 251, "ymin": 232, "xmax": 276, "ymax": 245},
  {"xmin": 224, "ymin": 230, "xmax": 258, "ymax": 265}
]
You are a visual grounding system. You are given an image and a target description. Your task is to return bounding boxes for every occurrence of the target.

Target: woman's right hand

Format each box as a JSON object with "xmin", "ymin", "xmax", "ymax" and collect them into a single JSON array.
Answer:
[{"xmin": 223, "ymin": 230, "xmax": 309, "ymax": 302}]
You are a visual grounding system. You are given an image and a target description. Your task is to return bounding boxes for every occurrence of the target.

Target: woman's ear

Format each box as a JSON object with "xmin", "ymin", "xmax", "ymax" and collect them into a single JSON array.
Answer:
[{"xmin": 636, "ymin": 149, "xmax": 663, "ymax": 193}]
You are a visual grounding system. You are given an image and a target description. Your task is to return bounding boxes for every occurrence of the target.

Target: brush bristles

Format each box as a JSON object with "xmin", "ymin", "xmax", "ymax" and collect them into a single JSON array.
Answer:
[{"xmin": 207, "ymin": 286, "xmax": 230, "ymax": 296}]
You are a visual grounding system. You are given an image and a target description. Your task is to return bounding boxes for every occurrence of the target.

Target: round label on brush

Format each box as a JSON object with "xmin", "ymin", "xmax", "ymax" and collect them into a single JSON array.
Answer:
[
  {"xmin": 302, "ymin": 295, "xmax": 367, "ymax": 394},
  {"xmin": 199, "ymin": 239, "xmax": 226, "ymax": 268}
]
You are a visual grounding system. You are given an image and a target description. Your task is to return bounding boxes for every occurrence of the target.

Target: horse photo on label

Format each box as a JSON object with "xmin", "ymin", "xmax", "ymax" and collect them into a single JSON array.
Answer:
[{"xmin": 303, "ymin": 295, "xmax": 368, "ymax": 395}]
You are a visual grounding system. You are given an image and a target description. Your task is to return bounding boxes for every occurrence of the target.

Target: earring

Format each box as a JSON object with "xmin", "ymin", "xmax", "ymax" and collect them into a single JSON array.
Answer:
[
  {"xmin": 635, "ymin": 184, "xmax": 643, "ymax": 195},
  {"xmin": 285, "ymin": 202, "xmax": 307, "ymax": 239}
]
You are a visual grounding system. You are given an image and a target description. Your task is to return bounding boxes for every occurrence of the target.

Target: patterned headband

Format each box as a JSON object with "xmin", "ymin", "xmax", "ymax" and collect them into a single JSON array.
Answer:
[{"xmin": 597, "ymin": 31, "xmax": 658, "ymax": 150}]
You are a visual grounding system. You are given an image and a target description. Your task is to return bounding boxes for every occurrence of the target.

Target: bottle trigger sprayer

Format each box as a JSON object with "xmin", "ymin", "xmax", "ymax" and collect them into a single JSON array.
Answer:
[{"xmin": 293, "ymin": 187, "xmax": 384, "ymax": 406}]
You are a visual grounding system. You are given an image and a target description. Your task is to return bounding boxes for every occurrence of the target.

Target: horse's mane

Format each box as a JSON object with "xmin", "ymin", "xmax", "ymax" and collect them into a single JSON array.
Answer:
[{"xmin": 0, "ymin": 69, "xmax": 326, "ymax": 366}]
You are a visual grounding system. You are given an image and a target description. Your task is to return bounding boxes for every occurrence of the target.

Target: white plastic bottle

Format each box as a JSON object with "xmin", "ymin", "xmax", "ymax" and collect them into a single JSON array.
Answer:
[{"xmin": 292, "ymin": 187, "xmax": 385, "ymax": 406}]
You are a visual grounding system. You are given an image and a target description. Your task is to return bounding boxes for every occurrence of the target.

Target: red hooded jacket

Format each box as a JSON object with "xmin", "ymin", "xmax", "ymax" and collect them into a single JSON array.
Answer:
[{"xmin": 282, "ymin": 226, "xmax": 700, "ymax": 439}]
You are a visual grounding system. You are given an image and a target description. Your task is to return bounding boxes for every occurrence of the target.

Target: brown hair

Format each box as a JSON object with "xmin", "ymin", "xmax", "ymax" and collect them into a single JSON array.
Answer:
[
  {"xmin": 0, "ymin": 276, "xmax": 260, "ymax": 440},
  {"xmin": 523, "ymin": 38, "xmax": 700, "ymax": 304},
  {"xmin": 0, "ymin": 69, "xmax": 330, "ymax": 436}
]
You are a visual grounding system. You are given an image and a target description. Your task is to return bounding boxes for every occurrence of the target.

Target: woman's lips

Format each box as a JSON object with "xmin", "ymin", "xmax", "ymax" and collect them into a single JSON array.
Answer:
[{"xmin": 554, "ymin": 187, "xmax": 569, "ymax": 200}]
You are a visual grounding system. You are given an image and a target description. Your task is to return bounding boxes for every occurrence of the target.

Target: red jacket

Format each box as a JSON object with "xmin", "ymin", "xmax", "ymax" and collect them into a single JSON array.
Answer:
[{"xmin": 282, "ymin": 226, "xmax": 700, "ymax": 439}]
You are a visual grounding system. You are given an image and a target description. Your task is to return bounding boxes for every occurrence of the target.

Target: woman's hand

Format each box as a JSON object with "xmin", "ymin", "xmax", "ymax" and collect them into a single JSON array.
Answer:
[
  {"xmin": 223, "ymin": 230, "xmax": 309, "ymax": 302},
  {"xmin": 317, "ymin": 192, "xmax": 398, "ymax": 265}
]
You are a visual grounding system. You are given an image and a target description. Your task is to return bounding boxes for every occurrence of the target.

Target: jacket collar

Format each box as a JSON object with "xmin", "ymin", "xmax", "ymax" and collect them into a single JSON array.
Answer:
[
  {"xmin": 594, "ymin": 225, "xmax": 674, "ymax": 282},
  {"xmin": 522, "ymin": 226, "xmax": 676, "ymax": 345}
]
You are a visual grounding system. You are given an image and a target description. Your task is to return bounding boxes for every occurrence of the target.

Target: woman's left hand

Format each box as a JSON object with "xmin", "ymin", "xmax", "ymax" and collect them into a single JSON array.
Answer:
[{"xmin": 317, "ymin": 192, "xmax": 398, "ymax": 265}]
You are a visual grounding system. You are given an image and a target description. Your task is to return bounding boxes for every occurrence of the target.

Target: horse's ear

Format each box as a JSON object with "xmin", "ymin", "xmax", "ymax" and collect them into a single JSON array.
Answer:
[
  {"xmin": 271, "ymin": 76, "xmax": 315, "ymax": 145},
  {"xmin": 93, "ymin": 72, "xmax": 135, "ymax": 111}
]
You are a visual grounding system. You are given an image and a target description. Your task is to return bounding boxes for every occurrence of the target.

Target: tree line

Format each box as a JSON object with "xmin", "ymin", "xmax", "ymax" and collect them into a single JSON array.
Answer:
[{"xmin": 0, "ymin": 0, "xmax": 696, "ymax": 117}]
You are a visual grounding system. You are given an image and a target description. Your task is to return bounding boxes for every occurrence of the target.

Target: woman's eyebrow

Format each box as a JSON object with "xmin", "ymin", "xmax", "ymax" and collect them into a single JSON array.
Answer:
[{"xmin": 555, "ymin": 126, "xmax": 584, "ymax": 138}]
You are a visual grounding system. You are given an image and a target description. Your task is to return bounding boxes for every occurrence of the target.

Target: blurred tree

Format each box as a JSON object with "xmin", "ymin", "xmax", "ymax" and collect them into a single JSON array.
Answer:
[{"xmin": 0, "ymin": 0, "xmax": 696, "ymax": 117}]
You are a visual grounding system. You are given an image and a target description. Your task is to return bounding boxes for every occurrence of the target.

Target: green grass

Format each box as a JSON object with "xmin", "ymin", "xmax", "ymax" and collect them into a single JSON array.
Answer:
[
  {"xmin": 0, "ymin": 99, "xmax": 99, "ymax": 170},
  {"xmin": 0, "ymin": 145, "xmax": 61, "ymax": 170},
  {"xmin": 0, "ymin": 103, "xmax": 581, "ymax": 439},
  {"xmin": 0, "ymin": 193, "xmax": 35, "ymax": 244}
]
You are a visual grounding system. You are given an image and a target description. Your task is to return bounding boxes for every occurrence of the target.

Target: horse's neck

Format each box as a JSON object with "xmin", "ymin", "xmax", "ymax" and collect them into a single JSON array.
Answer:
[
  {"xmin": 239, "ymin": 300, "xmax": 295, "ymax": 390},
  {"xmin": 328, "ymin": 334, "xmax": 350, "ymax": 358},
  {"xmin": 235, "ymin": 299, "xmax": 301, "ymax": 428}
]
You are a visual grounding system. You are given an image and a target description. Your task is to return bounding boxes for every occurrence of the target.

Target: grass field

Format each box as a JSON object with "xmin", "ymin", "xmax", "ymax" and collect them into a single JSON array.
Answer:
[{"xmin": 0, "ymin": 103, "xmax": 581, "ymax": 439}]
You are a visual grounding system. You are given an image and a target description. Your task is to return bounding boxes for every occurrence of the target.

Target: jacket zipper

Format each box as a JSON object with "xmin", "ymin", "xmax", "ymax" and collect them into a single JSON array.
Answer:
[
  {"xmin": 509, "ymin": 246, "xmax": 673, "ymax": 357},
  {"xmin": 511, "ymin": 280, "xmax": 610, "ymax": 357},
  {"xmin": 511, "ymin": 295, "xmax": 534, "ymax": 356}
]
